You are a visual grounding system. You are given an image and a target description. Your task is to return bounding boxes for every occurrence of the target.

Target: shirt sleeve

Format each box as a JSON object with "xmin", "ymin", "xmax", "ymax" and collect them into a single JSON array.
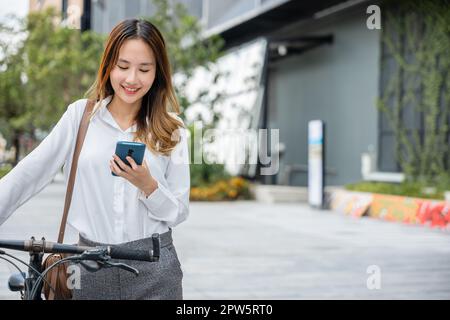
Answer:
[
  {"xmin": 138, "ymin": 122, "xmax": 190, "ymax": 227},
  {"xmin": 0, "ymin": 100, "xmax": 82, "ymax": 226}
]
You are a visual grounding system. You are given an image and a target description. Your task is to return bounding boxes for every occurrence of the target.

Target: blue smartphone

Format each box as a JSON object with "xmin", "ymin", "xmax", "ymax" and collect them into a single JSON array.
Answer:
[{"xmin": 112, "ymin": 141, "xmax": 146, "ymax": 176}]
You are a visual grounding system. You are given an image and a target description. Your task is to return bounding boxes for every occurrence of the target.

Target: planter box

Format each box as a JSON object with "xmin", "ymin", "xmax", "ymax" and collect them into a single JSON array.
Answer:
[
  {"xmin": 327, "ymin": 189, "xmax": 372, "ymax": 217},
  {"xmin": 328, "ymin": 189, "xmax": 450, "ymax": 229}
]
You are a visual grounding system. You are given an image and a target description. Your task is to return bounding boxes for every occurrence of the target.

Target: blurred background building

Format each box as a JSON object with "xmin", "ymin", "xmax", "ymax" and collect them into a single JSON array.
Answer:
[
  {"xmin": 29, "ymin": 0, "xmax": 90, "ymax": 30},
  {"xmin": 27, "ymin": 0, "xmax": 445, "ymax": 190}
]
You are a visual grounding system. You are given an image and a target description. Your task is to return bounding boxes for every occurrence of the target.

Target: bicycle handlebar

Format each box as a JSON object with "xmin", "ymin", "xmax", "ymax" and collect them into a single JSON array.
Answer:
[
  {"xmin": 0, "ymin": 235, "xmax": 160, "ymax": 262},
  {"xmin": 1, "ymin": 235, "xmax": 161, "ymax": 300},
  {"xmin": 0, "ymin": 239, "xmax": 91, "ymax": 254}
]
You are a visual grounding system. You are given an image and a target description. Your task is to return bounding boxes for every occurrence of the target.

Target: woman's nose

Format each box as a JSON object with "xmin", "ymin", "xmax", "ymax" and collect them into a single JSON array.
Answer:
[{"xmin": 125, "ymin": 69, "xmax": 138, "ymax": 83}]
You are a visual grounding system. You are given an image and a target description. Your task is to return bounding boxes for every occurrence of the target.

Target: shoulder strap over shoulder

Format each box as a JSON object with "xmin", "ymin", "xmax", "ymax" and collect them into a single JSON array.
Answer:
[{"xmin": 57, "ymin": 100, "xmax": 95, "ymax": 243}]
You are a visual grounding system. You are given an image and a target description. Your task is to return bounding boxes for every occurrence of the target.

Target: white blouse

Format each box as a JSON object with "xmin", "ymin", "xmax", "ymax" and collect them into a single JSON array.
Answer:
[{"xmin": 0, "ymin": 96, "xmax": 190, "ymax": 244}]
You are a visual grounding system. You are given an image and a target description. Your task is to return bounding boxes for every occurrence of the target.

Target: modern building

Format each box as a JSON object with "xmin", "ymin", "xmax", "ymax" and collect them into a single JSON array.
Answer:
[
  {"xmin": 29, "ymin": 0, "xmax": 90, "ymax": 30},
  {"xmin": 28, "ymin": 0, "xmax": 448, "ymax": 189}
]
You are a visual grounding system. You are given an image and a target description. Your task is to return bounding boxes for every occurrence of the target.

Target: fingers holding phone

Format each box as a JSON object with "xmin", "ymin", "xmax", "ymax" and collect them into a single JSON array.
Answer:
[
  {"xmin": 110, "ymin": 141, "xmax": 157, "ymax": 196},
  {"xmin": 111, "ymin": 141, "xmax": 145, "ymax": 176}
]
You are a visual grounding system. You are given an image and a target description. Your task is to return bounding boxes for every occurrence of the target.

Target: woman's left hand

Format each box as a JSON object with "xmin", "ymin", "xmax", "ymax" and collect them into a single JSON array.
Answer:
[{"xmin": 110, "ymin": 154, "xmax": 158, "ymax": 197}]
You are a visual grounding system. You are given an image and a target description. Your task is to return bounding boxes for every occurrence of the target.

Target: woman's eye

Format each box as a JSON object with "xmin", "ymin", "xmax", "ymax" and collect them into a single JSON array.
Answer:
[{"xmin": 117, "ymin": 65, "xmax": 149, "ymax": 73}]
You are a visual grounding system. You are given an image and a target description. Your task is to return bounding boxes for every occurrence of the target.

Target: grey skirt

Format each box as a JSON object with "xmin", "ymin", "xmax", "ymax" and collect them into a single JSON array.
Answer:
[{"xmin": 71, "ymin": 229, "xmax": 183, "ymax": 300}]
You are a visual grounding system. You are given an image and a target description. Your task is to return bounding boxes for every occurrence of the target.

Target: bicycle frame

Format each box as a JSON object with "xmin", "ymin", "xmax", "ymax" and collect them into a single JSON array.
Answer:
[{"xmin": 24, "ymin": 251, "xmax": 44, "ymax": 300}]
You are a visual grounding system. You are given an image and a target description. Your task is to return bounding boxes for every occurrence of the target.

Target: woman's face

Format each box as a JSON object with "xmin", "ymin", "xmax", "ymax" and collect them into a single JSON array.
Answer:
[{"xmin": 109, "ymin": 38, "xmax": 156, "ymax": 106}]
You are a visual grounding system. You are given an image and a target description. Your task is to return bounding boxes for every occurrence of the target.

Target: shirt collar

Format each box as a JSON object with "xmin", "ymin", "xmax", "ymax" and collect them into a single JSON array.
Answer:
[{"xmin": 98, "ymin": 95, "xmax": 138, "ymax": 133}]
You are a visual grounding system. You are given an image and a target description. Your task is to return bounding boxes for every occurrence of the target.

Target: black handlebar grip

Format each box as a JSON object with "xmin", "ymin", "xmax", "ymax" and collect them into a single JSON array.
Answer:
[{"xmin": 108, "ymin": 246, "xmax": 154, "ymax": 262}]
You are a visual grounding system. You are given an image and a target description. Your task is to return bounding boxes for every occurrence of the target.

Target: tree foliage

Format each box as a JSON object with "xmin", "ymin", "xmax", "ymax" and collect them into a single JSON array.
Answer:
[{"xmin": 377, "ymin": 0, "xmax": 450, "ymax": 185}]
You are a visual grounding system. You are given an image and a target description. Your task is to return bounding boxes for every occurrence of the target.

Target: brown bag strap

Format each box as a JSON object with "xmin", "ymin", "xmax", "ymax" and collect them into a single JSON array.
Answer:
[{"xmin": 57, "ymin": 99, "xmax": 95, "ymax": 243}]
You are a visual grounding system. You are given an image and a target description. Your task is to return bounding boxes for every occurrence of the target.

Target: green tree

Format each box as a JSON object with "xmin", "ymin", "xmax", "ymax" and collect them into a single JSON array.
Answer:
[
  {"xmin": 0, "ymin": 14, "xmax": 28, "ymax": 164},
  {"xmin": 0, "ymin": 8, "xmax": 104, "ymax": 164},
  {"xmin": 23, "ymin": 8, "xmax": 104, "ymax": 137},
  {"xmin": 377, "ymin": 0, "xmax": 450, "ymax": 186}
]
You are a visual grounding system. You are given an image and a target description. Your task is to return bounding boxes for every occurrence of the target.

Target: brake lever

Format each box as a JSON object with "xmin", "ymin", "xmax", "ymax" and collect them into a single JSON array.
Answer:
[
  {"xmin": 101, "ymin": 260, "xmax": 139, "ymax": 276},
  {"xmin": 77, "ymin": 248, "xmax": 110, "ymax": 262},
  {"xmin": 72, "ymin": 247, "xmax": 140, "ymax": 276}
]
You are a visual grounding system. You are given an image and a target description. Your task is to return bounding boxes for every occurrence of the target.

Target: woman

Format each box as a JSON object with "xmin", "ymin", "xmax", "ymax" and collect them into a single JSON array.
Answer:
[{"xmin": 0, "ymin": 19, "xmax": 190, "ymax": 299}]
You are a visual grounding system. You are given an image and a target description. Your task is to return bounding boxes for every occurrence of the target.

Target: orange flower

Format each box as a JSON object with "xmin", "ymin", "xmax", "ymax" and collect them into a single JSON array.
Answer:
[
  {"xmin": 228, "ymin": 190, "xmax": 238, "ymax": 198},
  {"xmin": 230, "ymin": 177, "xmax": 245, "ymax": 188}
]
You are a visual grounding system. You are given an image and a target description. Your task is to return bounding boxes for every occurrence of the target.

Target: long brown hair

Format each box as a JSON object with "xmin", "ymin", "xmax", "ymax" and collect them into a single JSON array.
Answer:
[{"xmin": 85, "ymin": 19, "xmax": 183, "ymax": 156}]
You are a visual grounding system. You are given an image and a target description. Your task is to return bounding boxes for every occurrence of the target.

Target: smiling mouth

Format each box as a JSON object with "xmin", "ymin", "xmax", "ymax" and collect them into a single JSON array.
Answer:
[{"xmin": 122, "ymin": 85, "xmax": 141, "ymax": 94}]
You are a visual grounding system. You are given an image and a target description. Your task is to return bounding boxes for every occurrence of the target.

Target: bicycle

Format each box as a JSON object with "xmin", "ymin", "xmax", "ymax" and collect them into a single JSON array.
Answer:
[{"xmin": 0, "ymin": 235, "xmax": 160, "ymax": 300}]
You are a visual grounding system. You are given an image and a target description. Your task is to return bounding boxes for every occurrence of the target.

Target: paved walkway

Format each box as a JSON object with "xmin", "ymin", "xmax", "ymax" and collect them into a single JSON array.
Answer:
[{"xmin": 1, "ymin": 177, "xmax": 449, "ymax": 299}]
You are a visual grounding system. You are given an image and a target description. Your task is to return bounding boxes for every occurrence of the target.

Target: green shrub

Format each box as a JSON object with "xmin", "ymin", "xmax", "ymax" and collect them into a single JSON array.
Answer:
[
  {"xmin": 190, "ymin": 162, "xmax": 230, "ymax": 188},
  {"xmin": 345, "ymin": 180, "xmax": 447, "ymax": 200},
  {"xmin": 190, "ymin": 176, "xmax": 252, "ymax": 201}
]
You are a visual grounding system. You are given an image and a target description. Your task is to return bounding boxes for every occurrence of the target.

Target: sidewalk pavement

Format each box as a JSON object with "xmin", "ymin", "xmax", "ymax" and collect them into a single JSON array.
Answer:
[{"xmin": 1, "ymin": 176, "xmax": 450, "ymax": 299}]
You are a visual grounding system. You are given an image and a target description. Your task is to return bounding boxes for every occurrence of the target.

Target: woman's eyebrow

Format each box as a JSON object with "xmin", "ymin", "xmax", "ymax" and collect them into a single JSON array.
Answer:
[{"xmin": 118, "ymin": 58, "xmax": 154, "ymax": 66}]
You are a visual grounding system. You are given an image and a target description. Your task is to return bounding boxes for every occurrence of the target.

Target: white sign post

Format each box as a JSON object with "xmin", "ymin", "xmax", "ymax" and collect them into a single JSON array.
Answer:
[{"xmin": 308, "ymin": 120, "xmax": 325, "ymax": 208}]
